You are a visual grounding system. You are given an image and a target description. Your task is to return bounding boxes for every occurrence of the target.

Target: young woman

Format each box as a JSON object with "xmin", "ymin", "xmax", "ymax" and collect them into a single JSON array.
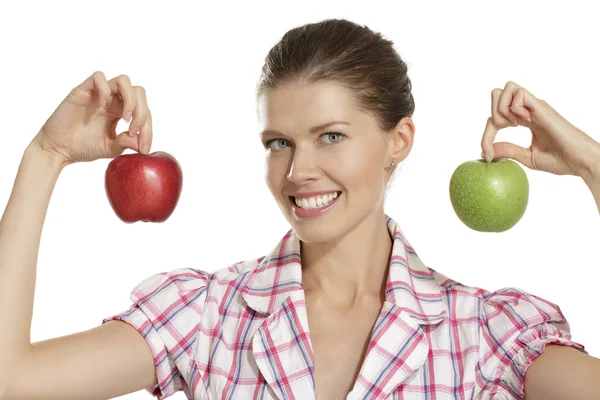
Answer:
[{"xmin": 1, "ymin": 18, "xmax": 599, "ymax": 400}]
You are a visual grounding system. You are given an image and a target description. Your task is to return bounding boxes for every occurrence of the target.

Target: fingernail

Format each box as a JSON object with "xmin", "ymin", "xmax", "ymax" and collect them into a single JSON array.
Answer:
[
  {"xmin": 123, "ymin": 111, "xmax": 132, "ymax": 122},
  {"xmin": 141, "ymin": 144, "xmax": 149, "ymax": 154},
  {"xmin": 485, "ymin": 154, "xmax": 492, "ymax": 163}
]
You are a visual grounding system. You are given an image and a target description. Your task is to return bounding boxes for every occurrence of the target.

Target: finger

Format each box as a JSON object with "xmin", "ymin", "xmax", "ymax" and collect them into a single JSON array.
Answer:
[
  {"xmin": 509, "ymin": 85, "xmax": 536, "ymax": 123},
  {"xmin": 492, "ymin": 87, "xmax": 518, "ymax": 127},
  {"xmin": 137, "ymin": 109, "xmax": 153, "ymax": 155},
  {"xmin": 484, "ymin": 86, "xmax": 525, "ymax": 162},
  {"xmin": 498, "ymin": 82, "xmax": 525, "ymax": 125},
  {"xmin": 481, "ymin": 117, "xmax": 499, "ymax": 163},
  {"xmin": 78, "ymin": 71, "xmax": 112, "ymax": 107},
  {"xmin": 108, "ymin": 74, "xmax": 137, "ymax": 123},
  {"xmin": 491, "ymin": 141, "xmax": 533, "ymax": 169},
  {"xmin": 129, "ymin": 86, "xmax": 150, "ymax": 139},
  {"xmin": 109, "ymin": 131, "xmax": 139, "ymax": 158}
]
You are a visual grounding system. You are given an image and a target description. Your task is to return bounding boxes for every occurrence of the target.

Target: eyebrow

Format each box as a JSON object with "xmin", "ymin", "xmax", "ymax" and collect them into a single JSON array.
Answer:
[{"xmin": 259, "ymin": 120, "xmax": 350, "ymax": 137}]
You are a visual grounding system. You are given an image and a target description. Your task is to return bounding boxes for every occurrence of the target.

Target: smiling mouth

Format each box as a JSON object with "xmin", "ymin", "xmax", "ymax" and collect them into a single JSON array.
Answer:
[{"xmin": 288, "ymin": 191, "xmax": 342, "ymax": 210}]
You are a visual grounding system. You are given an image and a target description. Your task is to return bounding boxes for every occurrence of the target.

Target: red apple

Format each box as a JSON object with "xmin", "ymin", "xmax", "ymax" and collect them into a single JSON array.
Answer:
[{"xmin": 105, "ymin": 151, "xmax": 183, "ymax": 223}]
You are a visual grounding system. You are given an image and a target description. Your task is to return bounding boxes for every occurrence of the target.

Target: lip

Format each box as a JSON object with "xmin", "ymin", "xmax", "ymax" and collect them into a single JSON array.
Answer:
[
  {"xmin": 289, "ymin": 191, "xmax": 342, "ymax": 219},
  {"xmin": 289, "ymin": 190, "xmax": 341, "ymax": 199}
]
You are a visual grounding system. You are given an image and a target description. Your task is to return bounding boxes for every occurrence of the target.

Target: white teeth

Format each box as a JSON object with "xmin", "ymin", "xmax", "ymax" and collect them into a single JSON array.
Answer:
[{"xmin": 293, "ymin": 192, "xmax": 340, "ymax": 210}]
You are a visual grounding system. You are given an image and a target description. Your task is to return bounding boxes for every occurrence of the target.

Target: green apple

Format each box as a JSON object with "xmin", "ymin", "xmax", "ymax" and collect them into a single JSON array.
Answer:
[{"xmin": 449, "ymin": 158, "xmax": 529, "ymax": 232}]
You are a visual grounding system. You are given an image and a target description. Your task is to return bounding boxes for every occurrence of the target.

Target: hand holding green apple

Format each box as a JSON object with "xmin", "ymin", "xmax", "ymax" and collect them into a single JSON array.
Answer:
[
  {"xmin": 450, "ymin": 81, "xmax": 600, "ymax": 231},
  {"xmin": 481, "ymin": 81, "xmax": 600, "ymax": 178}
]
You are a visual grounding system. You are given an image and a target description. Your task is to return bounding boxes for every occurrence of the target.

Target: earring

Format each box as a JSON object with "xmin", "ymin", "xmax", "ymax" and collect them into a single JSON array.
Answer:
[{"xmin": 390, "ymin": 162, "xmax": 396, "ymax": 167}]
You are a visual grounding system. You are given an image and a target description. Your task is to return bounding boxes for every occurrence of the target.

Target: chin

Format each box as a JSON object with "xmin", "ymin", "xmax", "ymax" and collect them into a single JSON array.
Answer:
[{"xmin": 291, "ymin": 221, "xmax": 346, "ymax": 244}]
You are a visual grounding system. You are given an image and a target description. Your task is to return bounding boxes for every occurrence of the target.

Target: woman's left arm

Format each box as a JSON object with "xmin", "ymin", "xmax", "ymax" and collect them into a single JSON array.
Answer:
[
  {"xmin": 480, "ymin": 82, "xmax": 600, "ymax": 398},
  {"xmin": 480, "ymin": 81, "xmax": 600, "ymax": 213}
]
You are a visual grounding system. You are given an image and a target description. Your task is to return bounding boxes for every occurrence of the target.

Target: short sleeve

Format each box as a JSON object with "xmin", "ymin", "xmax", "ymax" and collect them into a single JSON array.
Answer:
[
  {"xmin": 102, "ymin": 268, "xmax": 210, "ymax": 399},
  {"xmin": 477, "ymin": 287, "xmax": 586, "ymax": 399}
]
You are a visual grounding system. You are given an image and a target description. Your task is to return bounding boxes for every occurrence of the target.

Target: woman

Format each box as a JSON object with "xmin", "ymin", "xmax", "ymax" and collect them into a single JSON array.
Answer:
[{"xmin": 0, "ymin": 18, "xmax": 599, "ymax": 400}]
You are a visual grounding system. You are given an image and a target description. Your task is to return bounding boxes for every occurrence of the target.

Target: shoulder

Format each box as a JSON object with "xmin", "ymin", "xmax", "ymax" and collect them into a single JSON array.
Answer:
[
  {"xmin": 130, "ymin": 256, "xmax": 266, "ymax": 304},
  {"xmin": 429, "ymin": 268, "xmax": 566, "ymax": 327},
  {"xmin": 478, "ymin": 287, "xmax": 585, "ymax": 399},
  {"xmin": 428, "ymin": 269, "xmax": 586, "ymax": 397},
  {"xmin": 129, "ymin": 267, "xmax": 211, "ymax": 303},
  {"xmin": 479, "ymin": 286, "xmax": 568, "ymax": 331},
  {"xmin": 439, "ymin": 279, "xmax": 585, "ymax": 398}
]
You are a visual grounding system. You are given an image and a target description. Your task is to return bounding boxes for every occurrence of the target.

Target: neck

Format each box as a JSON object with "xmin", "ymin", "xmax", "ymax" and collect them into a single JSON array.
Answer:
[{"xmin": 300, "ymin": 210, "xmax": 392, "ymax": 308}]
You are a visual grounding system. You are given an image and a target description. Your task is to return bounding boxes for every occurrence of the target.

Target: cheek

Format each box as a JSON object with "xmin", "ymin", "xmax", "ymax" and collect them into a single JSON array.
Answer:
[
  {"xmin": 340, "ymin": 158, "xmax": 382, "ymax": 188},
  {"xmin": 264, "ymin": 162, "xmax": 276, "ymax": 193},
  {"xmin": 327, "ymin": 145, "xmax": 385, "ymax": 188},
  {"xmin": 264, "ymin": 157, "xmax": 286, "ymax": 195}
]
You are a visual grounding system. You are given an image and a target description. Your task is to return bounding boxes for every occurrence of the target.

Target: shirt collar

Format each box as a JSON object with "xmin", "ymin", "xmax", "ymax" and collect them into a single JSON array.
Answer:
[{"xmin": 240, "ymin": 214, "xmax": 447, "ymax": 325}]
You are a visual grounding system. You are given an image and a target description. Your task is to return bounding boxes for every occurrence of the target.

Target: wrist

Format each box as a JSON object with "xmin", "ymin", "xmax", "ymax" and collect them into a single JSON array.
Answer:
[
  {"xmin": 580, "ymin": 141, "xmax": 600, "ymax": 184},
  {"xmin": 25, "ymin": 136, "xmax": 69, "ymax": 172}
]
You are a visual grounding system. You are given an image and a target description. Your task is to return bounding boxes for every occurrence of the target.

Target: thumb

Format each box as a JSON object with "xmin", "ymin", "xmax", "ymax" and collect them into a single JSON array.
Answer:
[
  {"xmin": 108, "ymin": 130, "xmax": 139, "ymax": 158},
  {"xmin": 490, "ymin": 141, "xmax": 533, "ymax": 169}
]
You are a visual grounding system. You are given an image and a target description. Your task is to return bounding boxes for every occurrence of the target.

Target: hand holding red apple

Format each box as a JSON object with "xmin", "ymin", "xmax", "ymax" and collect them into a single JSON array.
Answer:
[
  {"xmin": 31, "ymin": 71, "xmax": 153, "ymax": 166},
  {"xmin": 28, "ymin": 71, "xmax": 183, "ymax": 223}
]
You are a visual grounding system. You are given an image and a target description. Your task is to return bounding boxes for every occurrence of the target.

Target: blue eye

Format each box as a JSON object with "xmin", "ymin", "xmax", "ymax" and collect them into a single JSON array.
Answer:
[
  {"xmin": 321, "ymin": 132, "xmax": 344, "ymax": 144},
  {"xmin": 264, "ymin": 138, "xmax": 290, "ymax": 152},
  {"xmin": 263, "ymin": 132, "xmax": 346, "ymax": 152}
]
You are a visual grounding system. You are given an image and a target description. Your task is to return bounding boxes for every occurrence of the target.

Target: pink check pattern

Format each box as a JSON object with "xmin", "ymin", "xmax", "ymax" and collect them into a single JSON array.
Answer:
[{"xmin": 103, "ymin": 215, "xmax": 586, "ymax": 399}]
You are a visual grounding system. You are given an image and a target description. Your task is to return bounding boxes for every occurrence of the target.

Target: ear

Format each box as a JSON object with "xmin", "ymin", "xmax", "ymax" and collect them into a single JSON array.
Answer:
[{"xmin": 386, "ymin": 116, "xmax": 415, "ymax": 165}]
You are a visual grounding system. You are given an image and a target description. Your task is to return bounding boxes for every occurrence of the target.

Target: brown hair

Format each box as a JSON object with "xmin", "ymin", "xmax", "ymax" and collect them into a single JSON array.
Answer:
[{"xmin": 255, "ymin": 18, "xmax": 415, "ymax": 184}]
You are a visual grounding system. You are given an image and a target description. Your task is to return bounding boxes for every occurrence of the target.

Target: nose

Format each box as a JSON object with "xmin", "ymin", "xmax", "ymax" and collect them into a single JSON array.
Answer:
[{"xmin": 287, "ymin": 147, "xmax": 321, "ymax": 185}]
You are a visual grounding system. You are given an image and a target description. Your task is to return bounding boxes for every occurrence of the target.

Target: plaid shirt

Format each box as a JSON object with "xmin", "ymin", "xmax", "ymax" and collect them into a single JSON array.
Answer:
[{"xmin": 103, "ymin": 215, "xmax": 586, "ymax": 399}]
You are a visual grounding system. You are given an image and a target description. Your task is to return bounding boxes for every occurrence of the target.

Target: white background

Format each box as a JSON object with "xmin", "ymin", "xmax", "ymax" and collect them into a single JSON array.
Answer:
[{"xmin": 1, "ymin": 1, "xmax": 598, "ymax": 398}]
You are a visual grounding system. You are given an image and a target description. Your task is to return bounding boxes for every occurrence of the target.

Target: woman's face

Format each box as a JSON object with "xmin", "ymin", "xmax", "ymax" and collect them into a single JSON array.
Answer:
[{"xmin": 258, "ymin": 81, "xmax": 413, "ymax": 243}]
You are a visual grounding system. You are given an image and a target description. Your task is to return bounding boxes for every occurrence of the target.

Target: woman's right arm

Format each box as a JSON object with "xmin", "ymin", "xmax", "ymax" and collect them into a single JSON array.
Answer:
[
  {"xmin": 0, "ymin": 144, "xmax": 157, "ymax": 400},
  {"xmin": 0, "ymin": 71, "xmax": 156, "ymax": 399}
]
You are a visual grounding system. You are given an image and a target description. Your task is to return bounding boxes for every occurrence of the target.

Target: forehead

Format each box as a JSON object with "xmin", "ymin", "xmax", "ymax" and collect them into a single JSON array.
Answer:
[{"xmin": 257, "ymin": 81, "xmax": 363, "ymax": 132}]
